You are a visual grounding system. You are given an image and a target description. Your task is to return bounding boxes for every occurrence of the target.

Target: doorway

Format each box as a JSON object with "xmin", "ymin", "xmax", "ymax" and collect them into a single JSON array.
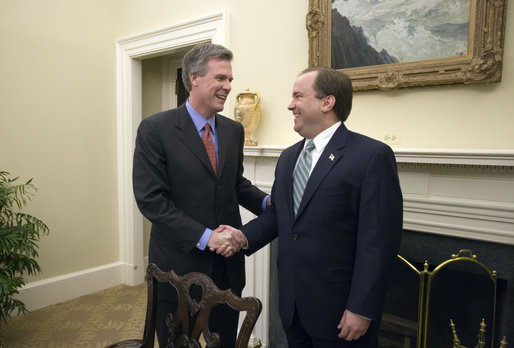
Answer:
[
  {"xmin": 115, "ymin": 11, "xmax": 230, "ymax": 285},
  {"xmin": 140, "ymin": 52, "xmax": 190, "ymax": 260}
]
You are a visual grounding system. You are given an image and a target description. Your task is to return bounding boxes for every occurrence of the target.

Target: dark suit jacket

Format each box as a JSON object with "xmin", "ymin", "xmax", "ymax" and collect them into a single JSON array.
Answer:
[
  {"xmin": 242, "ymin": 123, "xmax": 403, "ymax": 339},
  {"xmin": 133, "ymin": 104, "xmax": 267, "ymax": 293}
]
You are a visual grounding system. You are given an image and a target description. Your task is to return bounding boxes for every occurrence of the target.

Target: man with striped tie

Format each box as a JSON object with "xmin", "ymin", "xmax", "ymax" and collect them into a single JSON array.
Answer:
[{"xmin": 218, "ymin": 67, "xmax": 403, "ymax": 347}]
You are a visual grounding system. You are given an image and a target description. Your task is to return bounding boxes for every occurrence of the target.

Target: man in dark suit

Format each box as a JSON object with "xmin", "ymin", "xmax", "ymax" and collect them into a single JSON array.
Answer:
[
  {"xmin": 218, "ymin": 67, "xmax": 403, "ymax": 347},
  {"xmin": 132, "ymin": 43, "xmax": 269, "ymax": 347}
]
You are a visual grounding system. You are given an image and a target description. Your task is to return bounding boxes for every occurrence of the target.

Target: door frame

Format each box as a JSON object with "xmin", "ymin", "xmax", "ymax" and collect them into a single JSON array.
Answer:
[{"xmin": 115, "ymin": 11, "xmax": 230, "ymax": 285}]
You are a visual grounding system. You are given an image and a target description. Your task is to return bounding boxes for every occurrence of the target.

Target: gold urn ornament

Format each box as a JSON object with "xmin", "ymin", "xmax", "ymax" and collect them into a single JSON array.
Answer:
[{"xmin": 234, "ymin": 88, "xmax": 260, "ymax": 146}]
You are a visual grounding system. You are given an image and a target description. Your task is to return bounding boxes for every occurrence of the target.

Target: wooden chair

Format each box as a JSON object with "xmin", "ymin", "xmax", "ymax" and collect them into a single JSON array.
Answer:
[{"xmin": 107, "ymin": 263, "xmax": 262, "ymax": 348}]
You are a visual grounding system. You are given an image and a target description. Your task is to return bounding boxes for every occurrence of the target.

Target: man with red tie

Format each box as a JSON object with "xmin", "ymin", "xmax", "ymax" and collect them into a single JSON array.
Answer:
[{"xmin": 132, "ymin": 43, "xmax": 268, "ymax": 347}]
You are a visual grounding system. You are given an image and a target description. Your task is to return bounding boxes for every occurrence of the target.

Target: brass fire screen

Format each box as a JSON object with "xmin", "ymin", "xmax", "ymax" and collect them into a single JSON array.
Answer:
[{"xmin": 382, "ymin": 249, "xmax": 508, "ymax": 348}]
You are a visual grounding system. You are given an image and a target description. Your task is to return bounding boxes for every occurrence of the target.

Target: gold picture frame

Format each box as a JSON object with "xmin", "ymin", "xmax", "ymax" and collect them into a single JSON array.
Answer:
[{"xmin": 307, "ymin": 0, "xmax": 507, "ymax": 91}]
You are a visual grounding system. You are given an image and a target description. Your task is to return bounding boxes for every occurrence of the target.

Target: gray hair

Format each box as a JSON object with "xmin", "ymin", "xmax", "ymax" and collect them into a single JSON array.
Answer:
[{"xmin": 181, "ymin": 43, "xmax": 233, "ymax": 92}]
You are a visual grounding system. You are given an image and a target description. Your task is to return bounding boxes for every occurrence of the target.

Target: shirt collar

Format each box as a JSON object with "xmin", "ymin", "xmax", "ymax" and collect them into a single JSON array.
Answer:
[
  {"xmin": 186, "ymin": 99, "xmax": 216, "ymax": 135},
  {"xmin": 305, "ymin": 121, "xmax": 341, "ymax": 152}
]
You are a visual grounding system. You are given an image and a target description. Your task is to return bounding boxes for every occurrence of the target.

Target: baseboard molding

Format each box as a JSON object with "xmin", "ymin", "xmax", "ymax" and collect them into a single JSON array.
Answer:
[{"xmin": 15, "ymin": 262, "xmax": 127, "ymax": 311}]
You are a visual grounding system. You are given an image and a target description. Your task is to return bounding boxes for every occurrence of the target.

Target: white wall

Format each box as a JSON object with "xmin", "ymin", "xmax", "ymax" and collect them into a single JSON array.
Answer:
[
  {"xmin": 1, "ymin": 0, "xmax": 512, "ymax": 319},
  {"xmin": 1, "ymin": 1, "xmax": 120, "ymax": 281}
]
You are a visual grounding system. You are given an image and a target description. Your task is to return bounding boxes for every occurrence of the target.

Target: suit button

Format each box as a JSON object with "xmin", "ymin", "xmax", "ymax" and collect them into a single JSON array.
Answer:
[
  {"xmin": 293, "ymin": 234, "xmax": 298, "ymax": 240},
  {"xmin": 216, "ymin": 209, "xmax": 221, "ymax": 215}
]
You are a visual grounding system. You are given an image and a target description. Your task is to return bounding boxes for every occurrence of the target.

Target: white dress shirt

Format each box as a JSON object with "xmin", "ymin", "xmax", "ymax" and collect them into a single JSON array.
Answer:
[{"xmin": 297, "ymin": 121, "xmax": 342, "ymax": 175}]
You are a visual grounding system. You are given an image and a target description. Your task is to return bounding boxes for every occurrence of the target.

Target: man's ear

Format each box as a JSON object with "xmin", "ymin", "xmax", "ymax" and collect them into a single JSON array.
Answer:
[
  {"xmin": 190, "ymin": 73, "xmax": 198, "ymax": 88},
  {"xmin": 321, "ymin": 95, "xmax": 336, "ymax": 113}
]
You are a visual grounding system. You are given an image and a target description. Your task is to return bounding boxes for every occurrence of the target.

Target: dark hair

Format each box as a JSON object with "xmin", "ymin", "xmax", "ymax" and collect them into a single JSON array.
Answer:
[
  {"xmin": 301, "ymin": 67, "xmax": 353, "ymax": 121},
  {"xmin": 181, "ymin": 43, "xmax": 233, "ymax": 92}
]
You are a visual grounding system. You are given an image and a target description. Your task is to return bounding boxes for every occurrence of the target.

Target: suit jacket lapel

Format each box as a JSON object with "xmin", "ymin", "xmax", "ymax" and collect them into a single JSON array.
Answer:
[
  {"xmin": 175, "ymin": 105, "xmax": 217, "ymax": 178},
  {"xmin": 216, "ymin": 114, "xmax": 228, "ymax": 179},
  {"xmin": 295, "ymin": 124, "xmax": 348, "ymax": 219}
]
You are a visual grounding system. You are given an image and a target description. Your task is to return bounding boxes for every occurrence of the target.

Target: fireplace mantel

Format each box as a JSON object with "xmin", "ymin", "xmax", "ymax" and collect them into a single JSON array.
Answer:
[
  {"xmin": 243, "ymin": 146, "xmax": 514, "ymax": 246},
  {"xmin": 245, "ymin": 146, "xmax": 514, "ymax": 166},
  {"xmin": 241, "ymin": 146, "xmax": 514, "ymax": 347}
]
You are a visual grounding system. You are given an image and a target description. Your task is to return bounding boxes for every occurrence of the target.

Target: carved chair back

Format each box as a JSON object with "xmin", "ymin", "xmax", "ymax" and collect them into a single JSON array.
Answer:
[{"xmin": 107, "ymin": 263, "xmax": 262, "ymax": 348}]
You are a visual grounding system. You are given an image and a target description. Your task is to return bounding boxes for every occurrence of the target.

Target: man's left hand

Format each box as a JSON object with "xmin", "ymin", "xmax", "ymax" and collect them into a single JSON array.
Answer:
[{"xmin": 337, "ymin": 309, "xmax": 371, "ymax": 341}]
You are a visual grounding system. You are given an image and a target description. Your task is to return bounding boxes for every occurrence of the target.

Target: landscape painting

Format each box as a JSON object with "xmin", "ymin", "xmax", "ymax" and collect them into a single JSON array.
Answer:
[
  {"xmin": 307, "ymin": 0, "xmax": 506, "ymax": 90},
  {"xmin": 331, "ymin": 0, "xmax": 471, "ymax": 69}
]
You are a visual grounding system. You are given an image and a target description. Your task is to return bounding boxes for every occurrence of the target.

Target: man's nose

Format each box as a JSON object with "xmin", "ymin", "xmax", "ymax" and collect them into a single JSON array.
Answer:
[{"xmin": 224, "ymin": 80, "xmax": 232, "ymax": 91}]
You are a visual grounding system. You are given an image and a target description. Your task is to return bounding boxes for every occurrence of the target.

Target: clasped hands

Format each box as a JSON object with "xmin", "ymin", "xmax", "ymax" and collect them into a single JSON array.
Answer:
[{"xmin": 207, "ymin": 225, "xmax": 246, "ymax": 257}]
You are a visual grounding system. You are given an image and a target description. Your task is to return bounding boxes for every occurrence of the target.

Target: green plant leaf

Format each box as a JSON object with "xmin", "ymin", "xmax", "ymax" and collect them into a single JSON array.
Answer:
[{"xmin": 0, "ymin": 171, "xmax": 48, "ymax": 324}]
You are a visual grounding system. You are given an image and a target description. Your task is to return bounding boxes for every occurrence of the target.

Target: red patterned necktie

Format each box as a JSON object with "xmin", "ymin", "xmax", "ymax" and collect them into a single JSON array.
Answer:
[{"xmin": 202, "ymin": 123, "xmax": 217, "ymax": 176}]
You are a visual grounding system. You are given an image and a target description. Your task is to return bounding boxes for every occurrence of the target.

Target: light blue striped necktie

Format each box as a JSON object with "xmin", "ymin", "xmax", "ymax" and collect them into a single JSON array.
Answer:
[{"xmin": 292, "ymin": 140, "xmax": 315, "ymax": 216}]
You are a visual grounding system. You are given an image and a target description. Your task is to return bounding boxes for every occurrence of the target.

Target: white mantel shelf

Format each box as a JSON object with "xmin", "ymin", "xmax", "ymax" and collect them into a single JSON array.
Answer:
[
  {"xmin": 392, "ymin": 148, "xmax": 514, "ymax": 166},
  {"xmin": 244, "ymin": 146, "xmax": 514, "ymax": 167}
]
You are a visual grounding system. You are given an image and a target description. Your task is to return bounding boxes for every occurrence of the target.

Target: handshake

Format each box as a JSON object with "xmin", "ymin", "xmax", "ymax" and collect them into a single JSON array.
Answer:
[{"xmin": 206, "ymin": 225, "xmax": 247, "ymax": 257}]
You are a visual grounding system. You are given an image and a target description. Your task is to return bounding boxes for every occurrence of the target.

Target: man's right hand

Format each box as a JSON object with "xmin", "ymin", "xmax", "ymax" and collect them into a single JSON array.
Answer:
[{"xmin": 208, "ymin": 225, "xmax": 248, "ymax": 257}]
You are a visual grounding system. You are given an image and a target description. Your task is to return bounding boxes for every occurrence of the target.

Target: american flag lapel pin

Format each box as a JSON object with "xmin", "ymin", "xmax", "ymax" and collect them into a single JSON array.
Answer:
[{"xmin": 329, "ymin": 154, "xmax": 335, "ymax": 161}]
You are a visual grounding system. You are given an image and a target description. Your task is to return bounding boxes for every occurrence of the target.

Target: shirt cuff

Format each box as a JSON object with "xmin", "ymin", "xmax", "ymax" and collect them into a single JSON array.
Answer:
[
  {"xmin": 196, "ymin": 228, "xmax": 212, "ymax": 250},
  {"xmin": 262, "ymin": 194, "xmax": 271, "ymax": 211}
]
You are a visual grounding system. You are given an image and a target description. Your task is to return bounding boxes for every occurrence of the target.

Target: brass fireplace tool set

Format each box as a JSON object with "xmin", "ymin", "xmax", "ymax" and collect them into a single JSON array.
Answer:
[{"xmin": 451, "ymin": 319, "xmax": 508, "ymax": 348}]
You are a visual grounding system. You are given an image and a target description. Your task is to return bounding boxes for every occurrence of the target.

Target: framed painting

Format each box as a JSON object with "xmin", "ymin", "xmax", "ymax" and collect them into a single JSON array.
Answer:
[{"xmin": 307, "ymin": 0, "xmax": 507, "ymax": 91}]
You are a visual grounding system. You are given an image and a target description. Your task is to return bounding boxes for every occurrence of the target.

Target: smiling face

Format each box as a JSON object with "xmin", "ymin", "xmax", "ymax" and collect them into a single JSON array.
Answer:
[
  {"xmin": 287, "ymin": 71, "xmax": 335, "ymax": 139},
  {"xmin": 188, "ymin": 58, "xmax": 233, "ymax": 119}
]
